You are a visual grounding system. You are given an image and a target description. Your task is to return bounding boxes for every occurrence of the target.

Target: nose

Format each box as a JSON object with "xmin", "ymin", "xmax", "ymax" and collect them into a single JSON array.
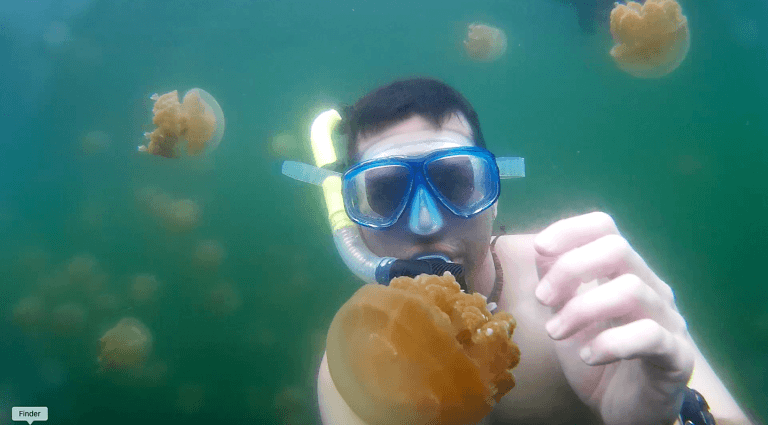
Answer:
[{"xmin": 407, "ymin": 185, "xmax": 444, "ymax": 236}]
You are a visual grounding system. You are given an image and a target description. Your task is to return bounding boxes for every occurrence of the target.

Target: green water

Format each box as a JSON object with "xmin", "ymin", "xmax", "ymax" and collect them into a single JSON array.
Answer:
[{"xmin": 1, "ymin": 0, "xmax": 766, "ymax": 423}]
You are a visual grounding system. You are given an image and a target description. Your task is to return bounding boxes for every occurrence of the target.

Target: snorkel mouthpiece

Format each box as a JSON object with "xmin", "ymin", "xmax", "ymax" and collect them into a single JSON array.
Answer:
[{"xmin": 376, "ymin": 256, "xmax": 467, "ymax": 292}]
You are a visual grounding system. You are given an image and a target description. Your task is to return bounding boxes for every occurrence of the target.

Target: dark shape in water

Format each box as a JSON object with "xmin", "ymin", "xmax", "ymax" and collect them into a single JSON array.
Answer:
[{"xmin": 560, "ymin": 0, "xmax": 616, "ymax": 33}]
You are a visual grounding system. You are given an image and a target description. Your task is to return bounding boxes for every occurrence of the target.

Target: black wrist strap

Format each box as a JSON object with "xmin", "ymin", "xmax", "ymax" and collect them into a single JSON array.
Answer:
[{"xmin": 680, "ymin": 387, "xmax": 716, "ymax": 425}]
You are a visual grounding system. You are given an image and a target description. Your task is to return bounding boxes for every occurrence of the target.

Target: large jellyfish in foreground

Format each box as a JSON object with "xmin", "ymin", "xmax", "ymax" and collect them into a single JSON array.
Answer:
[
  {"xmin": 463, "ymin": 23, "xmax": 508, "ymax": 62},
  {"xmin": 609, "ymin": 0, "xmax": 690, "ymax": 78},
  {"xmin": 139, "ymin": 88, "xmax": 225, "ymax": 158},
  {"xmin": 326, "ymin": 273, "xmax": 520, "ymax": 425}
]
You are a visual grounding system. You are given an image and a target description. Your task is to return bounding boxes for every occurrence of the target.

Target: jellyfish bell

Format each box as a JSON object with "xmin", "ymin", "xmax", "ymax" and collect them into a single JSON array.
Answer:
[
  {"xmin": 98, "ymin": 317, "xmax": 153, "ymax": 370},
  {"xmin": 609, "ymin": 0, "xmax": 690, "ymax": 78},
  {"xmin": 326, "ymin": 273, "xmax": 520, "ymax": 425},
  {"xmin": 163, "ymin": 198, "xmax": 200, "ymax": 232},
  {"xmin": 139, "ymin": 88, "xmax": 225, "ymax": 158},
  {"xmin": 13, "ymin": 296, "xmax": 45, "ymax": 330},
  {"xmin": 205, "ymin": 281, "xmax": 242, "ymax": 316},
  {"xmin": 193, "ymin": 239, "xmax": 226, "ymax": 271},
  {"xmin": 464, "ymin": 23, "xmax": 508, "ymax": 62},
  {"xmin": 80, "ymin": 130, "xmax": 110, "ymax": 155},
  {"xmin": 176, "ymin": 383, "xmax": 206, "ymax": 414},
  {"xmin": 130, "ymin": 274, "xmax": 161, "ymax": 305}
]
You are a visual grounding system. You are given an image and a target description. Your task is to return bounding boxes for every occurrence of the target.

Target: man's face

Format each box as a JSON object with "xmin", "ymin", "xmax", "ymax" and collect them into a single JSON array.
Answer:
[{"xmin": 354, "ymin": 114, "xmax": 496, "ymax": 270}]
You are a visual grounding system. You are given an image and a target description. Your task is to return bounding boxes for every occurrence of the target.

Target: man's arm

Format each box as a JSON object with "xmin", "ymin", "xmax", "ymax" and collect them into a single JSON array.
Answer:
[{"xmin": 687, "ymin": 342, "xmax": 754, "ymax": 424}]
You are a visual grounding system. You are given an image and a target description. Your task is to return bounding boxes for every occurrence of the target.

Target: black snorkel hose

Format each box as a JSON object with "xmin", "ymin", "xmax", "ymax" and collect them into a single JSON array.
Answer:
[{"xmin": 375, "ymin": 256, "xmax": 467, "ymax": 292}]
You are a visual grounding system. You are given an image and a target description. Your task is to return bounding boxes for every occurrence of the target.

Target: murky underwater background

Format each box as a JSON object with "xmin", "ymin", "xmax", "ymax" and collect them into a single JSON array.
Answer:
[{"xmin": 1, "ymin": 0, "xmax": 767, "ymax": 424}]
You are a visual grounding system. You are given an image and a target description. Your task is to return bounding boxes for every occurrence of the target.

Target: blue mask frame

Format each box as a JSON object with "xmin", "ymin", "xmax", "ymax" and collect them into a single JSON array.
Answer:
[{"xmin": 342, "ymin": 147, "xmax": 512, "ymax": 229}]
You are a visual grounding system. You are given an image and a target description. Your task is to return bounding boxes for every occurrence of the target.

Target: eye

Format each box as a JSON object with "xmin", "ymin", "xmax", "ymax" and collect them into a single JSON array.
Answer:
[
  {"xmin": 365, "ymin": 166, "xmax": 411, "ymax": 217},
  {"xmin": 427, "ymin": 157, "xmax": 474, "ymax": 205}
]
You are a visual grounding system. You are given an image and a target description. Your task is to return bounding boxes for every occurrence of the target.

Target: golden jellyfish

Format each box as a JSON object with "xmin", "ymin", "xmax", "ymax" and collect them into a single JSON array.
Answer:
[
  {"xmin": 130, "ymin": 274, "xmax": 161, "ymax": 305},
  {"xmin": 98, "ymin": 317, "xmax": 153, "ymax": 370},
  {"xmin": 326, "ymin": 273, "xmax": 521, "ymax": 425},
  {"xmin": 66, "ymin": 253, "xmax": 99, "ymax": 284},
  {"xmin": 163, "ymin": 198, "xmax": 200, "ymax": 232},
  {"xmin": 193, "ymin": 239, "xmax": 226, "ymax": 271},
  {"xmin": 464, "ymin": 23, "xmax": 508, "ymax": 62},
  {"xmin": 139, "ymin": 88, "xmax": 225, "ymax": 158},
  {"xmin": 609, "ymin": 0, "xmax": 690, "ymax": 78},
  {"xmin": 205, "ymin": 281, "xmax": 242, "ymax": 316},
  {"xmin": 80, "ymin": 130, "xmax": 110, "ymax": 155},
  {"xmin": 176, "ymin": 383, "xmax": 206, "ymax": 414},
  {"xmin": 13, "ymin": 296, "xmax": 45, "ymax": 330}
]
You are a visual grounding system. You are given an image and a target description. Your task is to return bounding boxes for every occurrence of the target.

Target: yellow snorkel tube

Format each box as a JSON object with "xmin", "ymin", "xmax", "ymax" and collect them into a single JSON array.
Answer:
[
  {"xmin": 309, "ymin": 110, "xmax": 352, "ymax": 233},
  {"xmin": 307, "ymin": 109, "xmax": 393, "ymax": 284}
]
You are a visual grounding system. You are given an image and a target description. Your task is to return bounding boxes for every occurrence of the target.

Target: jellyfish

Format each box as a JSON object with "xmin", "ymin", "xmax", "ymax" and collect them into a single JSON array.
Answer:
[
  {"xmin": 138, "ymin": 88, "xmax": 225, "ymax": 158},
  {"xmin": 609, "ymin": 0, "xmax": 690, "ymax": 78},
  {"xmin": 193, "ymin": 239, "xmax": 226, "ymax": 271},
  {"xmin": 80, "ymin": 130, "xmax": 110, "ymax": 155},
  {"xmin": 326, "ymin": 273, "xmax": 521, "ymax": 425},
  {"xmin": 130, "ymin": 274, "xmax": 160, "ymax": 305},
  {"xmin": 98, "ymin": 317, "xmax": 153, "ymax": 370},
  {"xmin": 464, "ymin": 23, "xmax": 508, "ymax": 62},
  {"xmin": 176, "ymin": 383, "xmax": 205, "ymax": 414},
  {"xmin": 66, "ymin": 253, "xmax": 99, "ymax": 284},
  {"xmin": 163, "ymin": 198, "xmax": 200, "ymax": 232},
  {"xmin": 205, "ymin": 281, "xmax": 242, "ymax": 316},
  {"xmin": 13, "ymin": 296, "xmax": 45, "ymax": 330},
  {"xmin": 270, "ymin": 132, "xmax": 302, "ymax": 159}
]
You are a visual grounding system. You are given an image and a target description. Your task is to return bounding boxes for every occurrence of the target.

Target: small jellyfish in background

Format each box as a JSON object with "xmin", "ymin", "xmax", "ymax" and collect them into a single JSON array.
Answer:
[
  {"xmin": 80, "ymin": 130, "xmax": 110, "ymax": 155},
  {"xmin": 130, "ymin": 274, "xmax": 161, "ymax": 305},
  {"xmin": 464, "ymin": 23, "xmax": 508, "ymax": 62},
  {"xmin": 609, "ymin": 0, "xmax": 690, "ymax": 78},
  {"xmin": 139, "ymin": 88, "xmax": 225, "ymax": 158},
  {"xmin": 98, "ymin": 317, "xmax": 153, "ymax": 370},
  {"xmin": 193, "ymin": 239, "xmax": 226, "ymax": 271},
  {"xmin": 164, "ymin": 198, "xmax": 201, "ymax": 232},
  {"xmin": 13, "ymin": 296, "xmax": 45, "ymax": 330},
  {"xmin": 176, "ymin": 383, "xmax": 206, "ymax": 414},
  {"xmin": 67, "ymin": 253, "xmax": 99, "ymax": 284},
  {"xmin": 205, "ymin": 281, "xmax": 242, "ymax": 316}
]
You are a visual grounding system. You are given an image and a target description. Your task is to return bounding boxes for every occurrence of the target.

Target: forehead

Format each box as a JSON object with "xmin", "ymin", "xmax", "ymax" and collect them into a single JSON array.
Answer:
[{"xmin": 357, "ymin": 113, "xmax": 474, "ymax": 160}]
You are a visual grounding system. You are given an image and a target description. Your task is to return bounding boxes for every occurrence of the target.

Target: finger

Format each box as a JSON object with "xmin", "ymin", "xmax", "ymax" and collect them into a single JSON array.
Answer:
[
  {"xmin": 534, "ymin": 212, "xmax": 619, "ymax": 257},
  {"xmin": 545, "ymin": 274, "xmax": 687, "ymax": 341},
  {"xmin": 536, "ymin": 234, "xmax": 667, "ymax": 307},
  {"xmin": 580, "ymin": 318, "xmax": 694, "ymax": 377}
]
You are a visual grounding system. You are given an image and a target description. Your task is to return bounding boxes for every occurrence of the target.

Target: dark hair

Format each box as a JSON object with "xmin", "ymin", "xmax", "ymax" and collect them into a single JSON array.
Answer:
[{"xmin": 342, "ymin": 78, "xmax": 486, "ymax": 163}]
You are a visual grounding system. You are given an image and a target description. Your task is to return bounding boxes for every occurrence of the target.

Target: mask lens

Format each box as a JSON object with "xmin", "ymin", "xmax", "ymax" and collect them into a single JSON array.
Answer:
[
  {"xmin": 426, "ymin": 153, "xmax": 496, "ymax": 214},
  {"xmin": 347, "ymin": 164, "xmax": 411, "ymax": 224}
]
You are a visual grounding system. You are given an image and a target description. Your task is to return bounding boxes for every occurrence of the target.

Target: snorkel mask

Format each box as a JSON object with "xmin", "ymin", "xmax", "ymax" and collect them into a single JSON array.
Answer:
[{"xmin": 281, "ymin": 109, "xmax": 525, "ymax": 291}]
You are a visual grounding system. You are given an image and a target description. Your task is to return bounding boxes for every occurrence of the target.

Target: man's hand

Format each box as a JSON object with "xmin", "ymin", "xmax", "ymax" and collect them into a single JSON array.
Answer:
[{"xmin": 534, "ymin": 212, "xmax": 694, "ymax": 425}]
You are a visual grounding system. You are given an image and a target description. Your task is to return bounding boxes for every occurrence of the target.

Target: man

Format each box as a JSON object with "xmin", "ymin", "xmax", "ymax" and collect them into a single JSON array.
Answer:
[{"xmin": 316, "ymin": 78, "xmax": 751, "ymax": 424}]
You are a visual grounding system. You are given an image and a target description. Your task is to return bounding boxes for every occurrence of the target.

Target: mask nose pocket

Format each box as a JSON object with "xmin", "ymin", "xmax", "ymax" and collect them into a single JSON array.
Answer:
[{"xmin": 408, "ymin": 185, "xmax": 444, "ymax": 235}]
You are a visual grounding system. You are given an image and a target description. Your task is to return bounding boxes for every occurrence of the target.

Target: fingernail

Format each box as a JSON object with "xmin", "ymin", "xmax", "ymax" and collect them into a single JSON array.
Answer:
[
  {"xmin": 545, "ymin": 316, "xmax": 563, "ymax": 339},
  {"xmin": 536, "ymin": 279, "xmax": 553, "ymax": 304},
  {"xmin": 579, "ymin": 346, "xmax": 593, "ymax": 364}
]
